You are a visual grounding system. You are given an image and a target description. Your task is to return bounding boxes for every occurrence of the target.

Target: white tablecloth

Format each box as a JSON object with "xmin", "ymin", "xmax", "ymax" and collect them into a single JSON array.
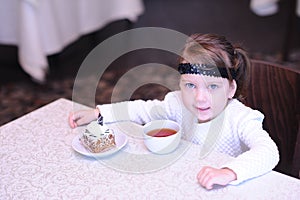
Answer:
[
  {"xmin": 1, "ymin": 98, "xmax": 300, "ymax": 199},
  {"xmin": 0, "ymin": 0, "xmax": 144, "ymax": 82}
]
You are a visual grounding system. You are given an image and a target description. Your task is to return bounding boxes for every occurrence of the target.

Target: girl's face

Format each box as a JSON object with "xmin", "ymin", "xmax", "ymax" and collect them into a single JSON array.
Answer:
[{"xmin": 180, "ymin": 74, "xmax": 237, "ymax": 123}]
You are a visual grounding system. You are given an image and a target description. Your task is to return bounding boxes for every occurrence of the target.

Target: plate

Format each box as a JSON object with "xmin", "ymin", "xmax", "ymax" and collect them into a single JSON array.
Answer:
[{"xmin": 72, "ymin": 131, "xmax": 128, "ymax": 158}]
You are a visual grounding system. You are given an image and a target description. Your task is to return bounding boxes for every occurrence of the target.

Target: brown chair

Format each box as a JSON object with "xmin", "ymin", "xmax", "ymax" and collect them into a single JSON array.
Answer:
[{"xmin": 244, "ymin": 59, "xmax": 300, "ymax": 178}]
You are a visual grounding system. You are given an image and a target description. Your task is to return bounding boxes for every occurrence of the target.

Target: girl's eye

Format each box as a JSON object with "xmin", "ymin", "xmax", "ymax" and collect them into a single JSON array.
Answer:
[
  {"xmin": 185, "ymin": 83, "xmax": 196, "ymax": 89},
  {"xmin": 208, "ymin": 84, "xmax": 218, "ymax": 90}
]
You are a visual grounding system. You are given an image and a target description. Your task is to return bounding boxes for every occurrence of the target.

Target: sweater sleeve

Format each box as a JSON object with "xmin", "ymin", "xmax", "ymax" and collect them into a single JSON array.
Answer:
[
  {"xmin": 221, "ymin": 108, "xmax": 280, "ymax": 185},
  {"xmin": 97, "ymin": 91, "xmax": 183, "ymax": 125}
]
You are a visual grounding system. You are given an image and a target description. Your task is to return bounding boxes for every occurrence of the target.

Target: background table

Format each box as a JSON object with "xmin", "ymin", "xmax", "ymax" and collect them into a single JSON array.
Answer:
[
  {"xmin": 0, "ymin": 0, "xmax": 144, "ymax": 82},
  {"xmin": 1, "ymin": 98, "xmax": 300, "ymax": 199}
]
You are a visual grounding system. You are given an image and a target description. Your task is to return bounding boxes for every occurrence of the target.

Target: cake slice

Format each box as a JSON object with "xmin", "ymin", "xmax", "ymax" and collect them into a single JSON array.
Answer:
[{"xmin": 80, "ymin": 121, "xmax": 116, "ymax": 153}]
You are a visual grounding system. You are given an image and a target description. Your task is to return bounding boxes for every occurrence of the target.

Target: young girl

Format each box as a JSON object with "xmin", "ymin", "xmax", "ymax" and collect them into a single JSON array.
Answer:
[{"xmin": 69, "ymin": 33, "xmax": 279, "ymax": 189}]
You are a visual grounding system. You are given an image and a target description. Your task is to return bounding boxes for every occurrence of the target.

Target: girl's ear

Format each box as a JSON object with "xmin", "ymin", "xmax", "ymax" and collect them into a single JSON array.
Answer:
[{"xmin": 228, "ymin": 80, "xmax": 237, "ymax": 99}]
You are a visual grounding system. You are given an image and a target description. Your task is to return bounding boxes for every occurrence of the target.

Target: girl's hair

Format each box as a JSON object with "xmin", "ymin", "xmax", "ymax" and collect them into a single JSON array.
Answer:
[{"xmin": 179, "ymin": 33, "xmax": 250, "ymax": 100}]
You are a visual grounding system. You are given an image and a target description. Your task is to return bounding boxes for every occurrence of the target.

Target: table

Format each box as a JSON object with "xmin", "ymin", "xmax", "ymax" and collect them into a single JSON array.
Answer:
[
  {"xmin": 0, "ymin": 0, "xmax": 144, "ymax": 82},
  {"xmin": 1, "ymin": 98, "xmax": 300, "ymax": 199}
]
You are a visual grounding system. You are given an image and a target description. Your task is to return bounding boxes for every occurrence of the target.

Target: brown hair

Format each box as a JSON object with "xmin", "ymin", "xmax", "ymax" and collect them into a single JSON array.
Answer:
[{"xmin": 179, "ymin": 33, "xmax": 250, "ymax": 100}]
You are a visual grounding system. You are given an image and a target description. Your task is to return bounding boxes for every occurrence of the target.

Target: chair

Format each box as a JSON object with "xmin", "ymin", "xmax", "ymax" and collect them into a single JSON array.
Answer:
[{"xmin": 244, "ymin": 59, "xmax": 300, "ymax": 178}]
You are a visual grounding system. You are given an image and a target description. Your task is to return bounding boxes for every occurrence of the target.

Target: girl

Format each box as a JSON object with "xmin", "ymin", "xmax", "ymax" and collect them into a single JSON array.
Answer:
[{"xmin": 69, "ymin": 33, "xmax": 279, "ymax": 189}]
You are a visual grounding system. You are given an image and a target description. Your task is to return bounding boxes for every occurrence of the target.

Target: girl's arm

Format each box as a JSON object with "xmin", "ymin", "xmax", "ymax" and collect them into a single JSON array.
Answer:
[
  {"xmin": 197, "ymin": 103, "xmax": 279, "ymax": 189},
  {"xmin": 98, "ymin": 91, "xmax": 182, "ymax": 125},
  {"xmin": 221, "ymin": 108, "xmax": 280, "ymax": 185},
  {"xmin": 68, "ymin": 91, "xmax": 183, "ymax": 128}
]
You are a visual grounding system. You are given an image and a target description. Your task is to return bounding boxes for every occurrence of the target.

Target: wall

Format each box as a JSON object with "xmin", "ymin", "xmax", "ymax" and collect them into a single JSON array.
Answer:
[{"xmin": 0, "ymin": 0, "xmax": 298, "ymax": 82}]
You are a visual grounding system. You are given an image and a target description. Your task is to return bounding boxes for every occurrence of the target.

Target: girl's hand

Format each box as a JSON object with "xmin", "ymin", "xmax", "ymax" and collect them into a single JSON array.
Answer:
[
  {"xmin": 197, "ymin": 166, "xmax": 237, "ymax": 190},
  {"xmin": 68, "ymin": 109, "xmax": 99, "ymax": 128}
]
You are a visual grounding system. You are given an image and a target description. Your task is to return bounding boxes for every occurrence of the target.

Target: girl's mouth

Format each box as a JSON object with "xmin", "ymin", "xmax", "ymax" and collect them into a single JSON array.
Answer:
[{"xmin": 196, "ymin": 107, "xmax": 210, "ymax": 111}]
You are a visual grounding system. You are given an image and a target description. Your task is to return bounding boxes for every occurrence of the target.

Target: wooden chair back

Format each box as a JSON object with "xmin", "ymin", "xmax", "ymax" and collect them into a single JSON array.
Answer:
[{"xmin": 244, "ymin": 59, "xmax": 300, "ymax": 178}]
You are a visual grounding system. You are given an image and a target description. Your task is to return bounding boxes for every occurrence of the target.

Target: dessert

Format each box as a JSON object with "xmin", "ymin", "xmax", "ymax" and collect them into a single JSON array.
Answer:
[{"xmin": 80, "ymin": 121, "xmax": 116, "ymax": 153}]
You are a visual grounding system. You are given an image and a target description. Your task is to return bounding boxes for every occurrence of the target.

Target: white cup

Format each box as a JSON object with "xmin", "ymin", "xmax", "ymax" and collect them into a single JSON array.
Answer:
[{"xmin": 143, "ymin": 120, "xmax": 181, "ymax": 154}]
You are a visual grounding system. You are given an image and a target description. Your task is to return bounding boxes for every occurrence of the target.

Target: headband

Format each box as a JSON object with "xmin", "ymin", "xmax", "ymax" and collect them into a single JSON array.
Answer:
[{"xmin": 178, "ymin": 63, "xmax": 237, "ymax": 80}]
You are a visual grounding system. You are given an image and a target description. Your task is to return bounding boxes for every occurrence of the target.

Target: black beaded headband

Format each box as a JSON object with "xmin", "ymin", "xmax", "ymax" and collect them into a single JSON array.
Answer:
[{"xmin": 178, "ymin": 63, "xmax": 237, "ymax": 80}]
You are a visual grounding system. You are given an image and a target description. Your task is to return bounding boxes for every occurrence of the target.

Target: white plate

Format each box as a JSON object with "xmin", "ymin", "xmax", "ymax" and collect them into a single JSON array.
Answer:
[{"xmin": 72, "ymin": 131, "xmax": 128, "ymax": 158}]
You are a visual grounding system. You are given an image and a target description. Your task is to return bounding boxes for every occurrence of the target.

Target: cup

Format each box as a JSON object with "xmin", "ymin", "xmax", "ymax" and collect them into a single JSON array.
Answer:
[{"xmin": 142, "ymin": 120, "xmax": 181, "ymax": 154}]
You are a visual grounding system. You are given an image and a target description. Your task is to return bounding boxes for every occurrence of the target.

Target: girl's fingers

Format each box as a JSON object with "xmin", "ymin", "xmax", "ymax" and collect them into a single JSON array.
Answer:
[
  {"xmin": 68, "ymin": 112, "xmax": 79, "ymax": 128},
  {"xmin": 197, "ymin": 167, "xmax": 209, "ymax": 186},
  {"xmin": 197, "ymin": 167, "xmax": 216, "ymax": 190},
  {"xmin": 201, "ymin": 169, "xmax": 213, "ymax": 189}
]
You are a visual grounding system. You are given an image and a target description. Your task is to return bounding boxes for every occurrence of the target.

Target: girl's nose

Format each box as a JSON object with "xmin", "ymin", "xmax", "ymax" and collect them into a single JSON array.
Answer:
[{"xmin": 195, "ymin": 89, "xmax": 209, "ymax": 102}]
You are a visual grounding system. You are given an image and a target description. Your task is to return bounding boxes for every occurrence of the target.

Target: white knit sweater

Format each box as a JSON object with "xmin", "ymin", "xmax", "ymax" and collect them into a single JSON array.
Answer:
[{"xmin": 98, "ymin": 91, "xmax": 279, "ymax": 185}]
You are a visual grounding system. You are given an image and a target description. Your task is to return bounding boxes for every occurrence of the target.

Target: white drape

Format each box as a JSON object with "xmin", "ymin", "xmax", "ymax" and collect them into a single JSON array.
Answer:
[{"xmin": 0, "ymin": 0, "xmax": 144, "ymax": 82}]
